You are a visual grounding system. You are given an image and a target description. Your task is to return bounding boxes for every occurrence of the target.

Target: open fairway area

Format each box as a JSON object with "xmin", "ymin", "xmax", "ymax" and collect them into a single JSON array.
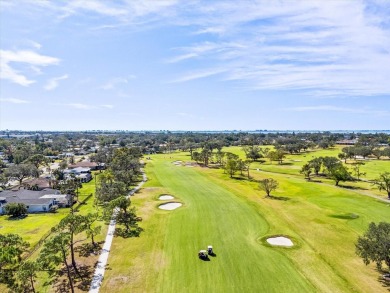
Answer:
[{"xmin": 101, "ymin": 148, "xmax": 390, "ymax": 293}]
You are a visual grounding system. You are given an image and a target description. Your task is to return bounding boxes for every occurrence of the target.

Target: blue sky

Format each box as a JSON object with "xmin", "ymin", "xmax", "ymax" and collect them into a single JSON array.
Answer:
[{"xmin": 1, "ymin": 0, "xmax": 389, "ymax": 131}]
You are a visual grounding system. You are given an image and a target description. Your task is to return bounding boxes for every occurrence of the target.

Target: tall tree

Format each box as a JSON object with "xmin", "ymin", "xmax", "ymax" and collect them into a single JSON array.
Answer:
[
  {"xmin": 259, "ymin": 178, "xmax": 279, "ymax": 197},
  {"xmin": 56, "ymin": 214, "xmax": 87, "ymax": 277},
  {"xmin": 321, "ymin": 156, "xmax": 340, "ymax": 174},
  {"xmin": 5, "ymin": 164, "xmax": 39, "ymax": 186},
  {"xmin": 300, "ymin": 163, "xmax": 312, "ymax": 180},
  {"xmin": 351, "ymin": 161, "xmax": 366, "ymax": 180},
  {"xmin": 39, "ymin": 232, "xmax": 75, "ymax": 293},
  {"xmin": 95, "ymin": 171, "xmax": 126, "ymax": 203},
  {"xmin": 14, "ymin": 260, "xmax": 39, "ymax": 293},
  {"xmin": 110, "ymin": 147, "xmax": 141, "ymax": 190},
  {"xmin": 308, "ymin": 157, "xmax": 322, "ymax": 175},
  {"xmin": 372, "ymin": 172, "xmax": 390, "ymax": 199},
  {"xmin": 328, "ymin": 164, "xmax": 353, "ymax": 186},
  {"xmin": 84, "ymin": 213, "xmax": 101, "ymax": 247},
  {"xmin": 242, "ymin": 145, "xmax": 262, "ymax": 161},
  {"xmin": 356, "ymin": 222, "xmax": 390, "ymax": 271},
  {"xmin": 105, "ymin": 196, "xmax": 142, "ymax": 238},
  {"xmin": 224, "ymin": 157, "xmax": 239, "ymax": 178},
  {"xmin": 25, "ymin": 154, "xmax": 49, "ymax": 168},
  {"xmin": 0, "ymin": 234, "xmax": 29, "ymax": 288}
]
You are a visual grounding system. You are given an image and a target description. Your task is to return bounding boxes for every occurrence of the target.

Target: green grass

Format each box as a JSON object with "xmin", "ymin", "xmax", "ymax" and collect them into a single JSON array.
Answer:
[{"xmin": 102, "ymin": 150, "xmax": 389, "ymax": 293}]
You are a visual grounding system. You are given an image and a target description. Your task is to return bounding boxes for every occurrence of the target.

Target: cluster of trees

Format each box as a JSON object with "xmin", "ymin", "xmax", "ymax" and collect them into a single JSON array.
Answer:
[
  {"xmin": 340, "ymin": 146, "xmax": 390, "ymax": 160},
  {"xmin": 300, "ymin": 156, "xmax": 353, "ymax": 185},
  {"xmin": 95, "ymin": 147, "xmax": 143, "ymax": 238},
  {"xmin": 0, "ymin": 213, "xmax": 101, "ymax": 292}
]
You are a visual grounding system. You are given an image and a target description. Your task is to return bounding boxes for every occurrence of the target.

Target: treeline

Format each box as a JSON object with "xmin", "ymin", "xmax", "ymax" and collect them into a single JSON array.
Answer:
[{"xmin": 340, "ymin": 146, "xmax": 390, "ymax": 160}]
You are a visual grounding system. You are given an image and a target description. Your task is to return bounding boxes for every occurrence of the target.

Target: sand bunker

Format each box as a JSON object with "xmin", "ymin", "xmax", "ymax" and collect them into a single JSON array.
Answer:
[
  {"xmin": 266, "ymin": 236, "xmax": 294, "ymax": 247},
  {"xmin": 159, "ymin": 195, "xmax": 174, "ymax": 200},
  {"xmin": 159, "ymin": 202, "xmax": 182, "ymax": 210}
]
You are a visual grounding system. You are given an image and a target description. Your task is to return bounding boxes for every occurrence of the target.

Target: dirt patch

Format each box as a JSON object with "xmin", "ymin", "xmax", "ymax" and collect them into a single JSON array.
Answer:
[{"xmin": 108, "ymin": 275, "xmax": 130, "ymax": 286}]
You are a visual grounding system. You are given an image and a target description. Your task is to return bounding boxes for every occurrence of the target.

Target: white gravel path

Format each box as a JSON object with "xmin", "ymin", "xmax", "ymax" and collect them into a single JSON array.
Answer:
[{"xmin": 89, "ymin": 172, "xmax": 147, "ymax": 293}]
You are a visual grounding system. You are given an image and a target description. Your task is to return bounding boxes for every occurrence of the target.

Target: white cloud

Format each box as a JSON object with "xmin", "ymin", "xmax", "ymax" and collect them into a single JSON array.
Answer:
[
  {"xmin": 0, "ymin": 49, "xmax": 60, "ymax": 86},
  {"xmin": 5, "ymin": 1, "xmax": 390, "ymax": 97},
  {"xmin": 101, "ymin": 104, "xmax": 114, "ymax": 109},
  {"xmin": 30, "ymin": 41, "xmax": 42, "ymax": 50},
  {"xmin": 170, "ymin": 68, "xmax": 226, "ymax": 83},
  {"xmin": 0, "ymin": 98, "xmax": 30, "ymax": 104},
  {"xmin": 166, "ymin": 1, "xmax": 390, "ymax": 97},
  {"xmin": 44, "ymin": 74, "xmax": 69, "ymax": 91},
  {"xmin": 64, "ymin": 103, "xmax": 114, "ymax": 110},
  {"xmin": 101, "ymin": 76, "xmax": 135, "ymax": 90},
  {"xmin": 65, "ymin": 103, "xmax": 95, "ymax": 109}
]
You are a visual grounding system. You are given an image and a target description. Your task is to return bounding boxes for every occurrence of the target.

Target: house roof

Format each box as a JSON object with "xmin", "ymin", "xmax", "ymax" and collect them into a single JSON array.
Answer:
[
  {"xmin": 23, "ymin": 178, "xmax": 51, "ymax": 189},
  {"xmin": 40, "ymin": 194, "xmax": 68, "ymax": 199},
  {"xmin": 0, "ymin": 188, "xmax": 60, "ymax": 199},
  {"xmin": 64, "ymin": 167, "xmax": 91, "ymax": 174},
  {"xmin": 69, "ymin": 161, "xmax": 98, "ymax": 168},
  {"xmin": 0, "ymin": 188, "xmax": 60, "ymax": 206}
]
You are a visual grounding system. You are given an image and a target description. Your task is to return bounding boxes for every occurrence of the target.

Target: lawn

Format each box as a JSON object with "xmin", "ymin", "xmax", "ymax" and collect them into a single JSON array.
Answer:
[{"xmin": 100, "ymin": 149, "xmax": 389, "ymax": 292}]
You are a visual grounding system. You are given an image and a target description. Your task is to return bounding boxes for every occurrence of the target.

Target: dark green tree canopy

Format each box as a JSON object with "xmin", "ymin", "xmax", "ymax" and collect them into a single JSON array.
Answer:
[{"xmin": 356, "ymin": 222, "xmax": 390, "ymax": 271}]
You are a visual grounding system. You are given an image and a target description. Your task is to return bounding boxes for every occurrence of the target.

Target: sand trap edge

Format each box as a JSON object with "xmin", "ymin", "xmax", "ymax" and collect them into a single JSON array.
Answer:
[
  {"xmin": 158, "ymin": 194, "xmax": 175, "ymax": 200},
  {"xmin": 158, "ymin": 202, "xmax": 183, "ymax": 211},
  {"xmin": 259, "ymin": 234, "xmax": 299, "ymax": 249}
]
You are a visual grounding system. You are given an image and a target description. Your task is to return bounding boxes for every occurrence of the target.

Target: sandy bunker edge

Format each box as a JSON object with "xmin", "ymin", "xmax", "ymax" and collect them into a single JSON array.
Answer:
[
  {"xmin": 266, "ymin": 236, "xmax": 294, "ymax": 247},
  {"xmin": 158, "ymin": 202, "xmax": 182, "ymax": 210}
]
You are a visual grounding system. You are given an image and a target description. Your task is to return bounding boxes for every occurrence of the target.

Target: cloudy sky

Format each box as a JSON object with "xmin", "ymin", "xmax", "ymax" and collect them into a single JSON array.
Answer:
[{"xmin": 1, "ymin": 0, "xmax": 389, "ymax": 131}]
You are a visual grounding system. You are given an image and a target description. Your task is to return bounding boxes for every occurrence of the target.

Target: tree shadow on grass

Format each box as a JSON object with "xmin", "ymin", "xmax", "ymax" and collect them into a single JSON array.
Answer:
[
  {"xmin": 338, "ymin": 185, "xmax": 367, "ymax": 191},
  {"xmin": 232, "ymin": 176, "xmax": 248, "ymax": 181},
  {"xmin": 115, "ymin": 227, "xmax": 143, "ymax": 238},
  {"xmin": 265, "ymin": 195, "xmax": 291, "ymax": 201},
  {"xmin": 75, "ymin": 265, "xmax": 95, "ymax": 291},
  {"xmin": 75, "ymin": 242, "xmax": 103, "ymax": 257},
  {"xmin": 378, "ymin": 274, "xmax": 390, "ymax": 291}
]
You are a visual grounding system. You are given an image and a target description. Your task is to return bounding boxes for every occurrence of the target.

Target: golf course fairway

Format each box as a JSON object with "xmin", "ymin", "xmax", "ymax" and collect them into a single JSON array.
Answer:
[{"xmin": 100, "ymin": 152, "xmax": 389, "ymax": 293}]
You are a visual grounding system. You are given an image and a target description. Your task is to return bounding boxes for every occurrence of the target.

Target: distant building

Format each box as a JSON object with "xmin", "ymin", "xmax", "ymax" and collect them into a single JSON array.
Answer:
[
  {"xmin": 336, "ymin": 139, "xmax": 358, "ymax": 145},
  {"xmin": 69, "ymin": 161, "xmax": 102, "ymax": 170}
]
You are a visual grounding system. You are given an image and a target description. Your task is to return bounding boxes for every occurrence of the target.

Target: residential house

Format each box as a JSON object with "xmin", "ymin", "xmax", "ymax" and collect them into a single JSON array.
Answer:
[
  {"xmin": 64, "ymin": 167, "xmax": 92, "ymax": 182},
  {"xmin": 0, "ymin": 188, "xmax": 72, "ymax": 214}
]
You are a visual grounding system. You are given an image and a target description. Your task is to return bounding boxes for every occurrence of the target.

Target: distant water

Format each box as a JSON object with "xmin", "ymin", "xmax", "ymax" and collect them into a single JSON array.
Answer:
[
  {"xmin": 249, "ymin": 130, "xmax": 390, "ymax": 134},
  {"xmin": 0, "ymin": 130, "xmax": 389, "ymax": 135}
]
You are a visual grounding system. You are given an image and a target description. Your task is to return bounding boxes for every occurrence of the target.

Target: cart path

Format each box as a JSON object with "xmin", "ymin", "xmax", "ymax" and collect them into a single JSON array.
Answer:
[{"xmin": 89, "ymin": 172, "xmax": 147, "ymax": 293}]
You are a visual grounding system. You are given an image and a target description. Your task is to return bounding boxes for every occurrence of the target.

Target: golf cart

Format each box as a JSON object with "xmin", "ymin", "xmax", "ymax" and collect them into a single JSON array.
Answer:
[
  {"xmin": 198, "ymin": 250, "xmax": 208, "ymax": 260},
  {"xmin": 207, "ymin": 245, "xmax": 213, "ymax": 255}
]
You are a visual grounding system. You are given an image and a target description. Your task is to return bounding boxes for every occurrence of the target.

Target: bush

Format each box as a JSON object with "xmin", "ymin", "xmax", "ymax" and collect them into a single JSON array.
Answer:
[{"xmin": 4, "ymin": 203, "xmax": 27, "ymax": 218}]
